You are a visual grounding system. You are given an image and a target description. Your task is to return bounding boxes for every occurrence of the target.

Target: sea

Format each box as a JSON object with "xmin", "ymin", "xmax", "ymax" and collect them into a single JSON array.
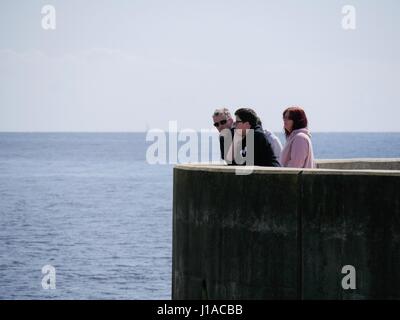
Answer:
[{"xmin": 1, "ymin": 132, "xmax": 399, "ymax": 299}]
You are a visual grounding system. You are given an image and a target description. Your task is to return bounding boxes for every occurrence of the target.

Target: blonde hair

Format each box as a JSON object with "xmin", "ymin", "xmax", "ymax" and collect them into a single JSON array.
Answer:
[{"xmin": 212, "ymin": 108, "xmax": 232, "ymax": 119}]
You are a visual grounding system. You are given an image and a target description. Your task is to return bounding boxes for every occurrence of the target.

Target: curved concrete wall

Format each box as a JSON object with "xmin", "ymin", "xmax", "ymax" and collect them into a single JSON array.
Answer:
[{"xmin": 172, "ymin": 160, "xmax": 400, "ymax": 299}]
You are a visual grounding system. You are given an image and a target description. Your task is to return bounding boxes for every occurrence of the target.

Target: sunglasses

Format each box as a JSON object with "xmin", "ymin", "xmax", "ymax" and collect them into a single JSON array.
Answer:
[{"xmin": 214, "ymin": 119, "xmax": 227, "ymax": 127}]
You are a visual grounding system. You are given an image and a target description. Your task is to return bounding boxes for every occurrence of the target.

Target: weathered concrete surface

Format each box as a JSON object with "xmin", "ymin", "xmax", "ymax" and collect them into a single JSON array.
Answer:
[
  {"xmin": 172, "ymin": 166, "xmax": 301, "ymax": 299},
  {"xmin": 172, "ymin": 162, "xmax": 400, "ymax": 299},
  {"xmin": 302, "ymin": 170, "xmax": 400, "ymax": 299}
]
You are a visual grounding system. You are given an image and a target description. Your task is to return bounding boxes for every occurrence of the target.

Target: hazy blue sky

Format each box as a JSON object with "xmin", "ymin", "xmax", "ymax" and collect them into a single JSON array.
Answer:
[{"xmin": 0, "ymin": 0, "xmax": 399, "ymax": 132}]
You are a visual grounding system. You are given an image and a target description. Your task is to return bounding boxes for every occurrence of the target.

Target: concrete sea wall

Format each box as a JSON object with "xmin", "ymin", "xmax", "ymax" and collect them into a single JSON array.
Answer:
[{"xmin": 172, "ymin": 159, "xmax": 400, "ymax": 299}]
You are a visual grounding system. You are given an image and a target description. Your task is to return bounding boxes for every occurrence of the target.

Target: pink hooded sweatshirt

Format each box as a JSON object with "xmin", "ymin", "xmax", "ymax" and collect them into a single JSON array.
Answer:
[{"xmin": 280, "ymin": 128, "xmax": 315, "ymax": 168}]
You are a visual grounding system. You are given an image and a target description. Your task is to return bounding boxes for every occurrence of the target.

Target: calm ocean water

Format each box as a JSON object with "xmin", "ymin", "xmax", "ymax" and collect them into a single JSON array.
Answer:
[{"xmin": 1, "ymin": 132, "xmax": 399, "ymax": 299}]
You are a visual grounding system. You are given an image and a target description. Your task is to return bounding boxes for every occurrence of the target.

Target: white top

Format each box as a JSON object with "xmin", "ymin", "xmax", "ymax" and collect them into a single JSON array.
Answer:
[{"xmin": 264, "ymin": 129, "xmax": 283, "ymax": 160}]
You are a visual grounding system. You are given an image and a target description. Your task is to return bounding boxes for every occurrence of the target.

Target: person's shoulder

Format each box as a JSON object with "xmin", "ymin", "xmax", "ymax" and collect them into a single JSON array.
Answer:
[
  {"xmin": 292, "ymin": 132, "xmax": 311, "ymax": 145},
  {"xmin": 292, "ymin": 129, "xmax": 310, "ymax": 139},
  {"xmin": 267, "ymin": 131, "xmax": 281, "ymax": 141},
  {"xmin": 254, "ymin": 129, "xmax": 268, "ymax": 141}
]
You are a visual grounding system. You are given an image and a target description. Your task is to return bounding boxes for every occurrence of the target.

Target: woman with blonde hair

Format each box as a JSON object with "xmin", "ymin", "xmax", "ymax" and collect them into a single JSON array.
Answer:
[{"xmin": 280, "ymin": 106, "xmax": 315, "ymax": 168}]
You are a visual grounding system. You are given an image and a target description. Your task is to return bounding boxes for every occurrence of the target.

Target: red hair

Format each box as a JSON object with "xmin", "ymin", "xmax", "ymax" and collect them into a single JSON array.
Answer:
[{"xmin": 283, "ymin": 106, "xmax": 308, "ymax": 138}]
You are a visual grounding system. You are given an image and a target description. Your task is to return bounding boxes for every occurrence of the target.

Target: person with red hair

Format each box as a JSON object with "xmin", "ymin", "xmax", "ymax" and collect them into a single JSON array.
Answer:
[{"xmin": 280, "ymin": 106, "xmax": 315, "ymax": 168}]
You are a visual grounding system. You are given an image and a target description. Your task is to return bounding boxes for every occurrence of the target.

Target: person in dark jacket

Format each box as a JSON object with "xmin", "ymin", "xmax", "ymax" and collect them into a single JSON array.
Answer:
[
  {"xmin": 232, "ymin": 108, "xmax": 280, "ymax": 167},
  {"xmin": 212, "ymin": 108, "xmax": 236, "ymax": 164}
]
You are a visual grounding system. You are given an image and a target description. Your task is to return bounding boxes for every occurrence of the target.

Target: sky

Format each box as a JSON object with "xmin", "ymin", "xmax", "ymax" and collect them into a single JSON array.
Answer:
[{"xmin": 0, "ymin": 0, "xmax": 399, "ymax": 132}]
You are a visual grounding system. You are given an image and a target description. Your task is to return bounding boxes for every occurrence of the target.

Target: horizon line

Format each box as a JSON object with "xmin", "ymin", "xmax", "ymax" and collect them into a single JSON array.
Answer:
[{"xmin": 0, "ymin": 131, "xmax": 400, "ymax": 134}]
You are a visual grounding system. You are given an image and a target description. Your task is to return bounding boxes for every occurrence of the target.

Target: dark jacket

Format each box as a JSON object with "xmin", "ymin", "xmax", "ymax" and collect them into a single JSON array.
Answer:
[
  {"xmin": 219, "ymin": 128, "xmax": 236, "ymax": 165},
  {"xmin": 239, "ymin": 125, "xmax": 281, "ymax": 167}
]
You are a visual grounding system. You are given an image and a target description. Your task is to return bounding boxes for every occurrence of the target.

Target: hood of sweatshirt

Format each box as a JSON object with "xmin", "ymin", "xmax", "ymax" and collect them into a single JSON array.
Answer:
[
  {"xmin": 289, "ymin": 128, "xmax": 311, "ymax": 139},
  {"xmin": 253, "ymin": 124, "xmax": 264, "ymax": 134}
]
